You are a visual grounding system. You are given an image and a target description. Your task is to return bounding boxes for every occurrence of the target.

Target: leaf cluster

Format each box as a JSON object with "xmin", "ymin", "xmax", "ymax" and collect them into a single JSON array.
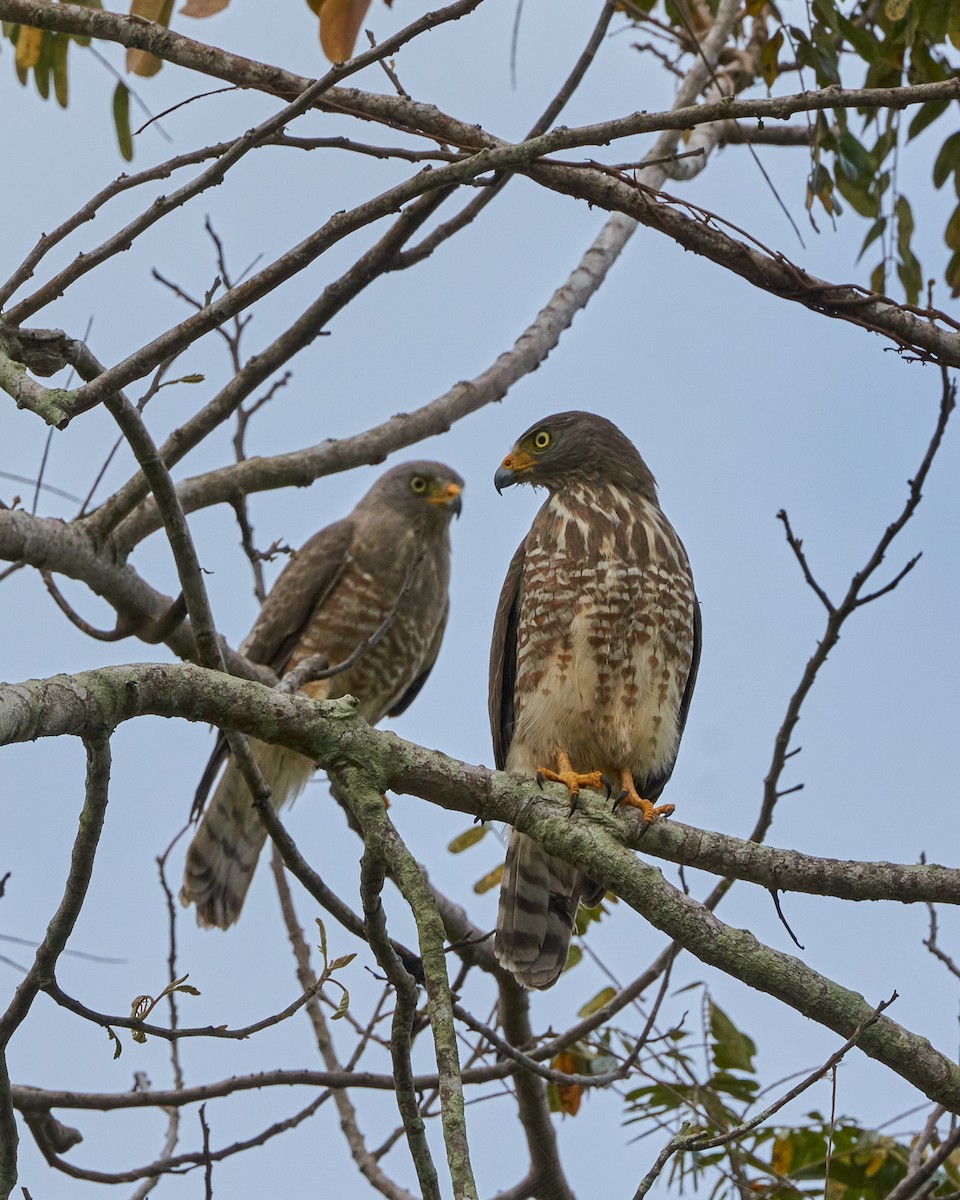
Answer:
[{"xmin": 630, "ymin": 0, "xmax": 960, "ymax": 300}]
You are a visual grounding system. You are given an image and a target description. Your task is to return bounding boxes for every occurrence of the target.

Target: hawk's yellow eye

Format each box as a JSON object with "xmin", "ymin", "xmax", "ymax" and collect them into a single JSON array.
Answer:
[
  {"xmin": 410, "ymin": 476, "xmax": 429, "ymax": 494},
  {"xmin": 533, "ymin": 430, "xmax": 551, "ymax": 450}
]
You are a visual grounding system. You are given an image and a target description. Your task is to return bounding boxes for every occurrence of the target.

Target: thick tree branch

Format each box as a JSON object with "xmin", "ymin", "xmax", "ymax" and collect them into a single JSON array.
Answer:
[
  {"xmin": 1, "ymin": 1, "xmax": 957, "ymax": 155},
  {"xmin": 3, "ymin": 666, "xmax": 960, "ymax": 1111},
  {"xmin": 532, "ymin": 160, "xmax": 960, "ymax": 365},
  {"xmin": 2, "ymin": 663, "xmax": 959, "ymax": 907},
  {"xmin": 0, "ymin": 508, "xmax": 273, "ymax": 681}
]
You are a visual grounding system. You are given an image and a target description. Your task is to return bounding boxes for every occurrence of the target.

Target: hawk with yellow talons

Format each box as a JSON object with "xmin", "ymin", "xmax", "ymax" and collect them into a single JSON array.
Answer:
[
  {"xmin": 180, "ymin": 462, "xmax": 463, "ymax": 930},
  {"xmin": 535, "ymin": 749, "xmax": 611, "ymax": 810},
  {"xmin": 490, "ymin": 412, "xmax": 700, "ymax": 989}
]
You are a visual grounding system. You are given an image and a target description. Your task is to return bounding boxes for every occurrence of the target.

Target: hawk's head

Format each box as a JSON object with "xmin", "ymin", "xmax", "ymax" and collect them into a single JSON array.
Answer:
[
  {"xmin": 494, "ymin": 411, "xmax": 657, "ymax": 499},
  {"xmin": 367, "ymin": 461, "xmax": 464, "ymax": 523}
]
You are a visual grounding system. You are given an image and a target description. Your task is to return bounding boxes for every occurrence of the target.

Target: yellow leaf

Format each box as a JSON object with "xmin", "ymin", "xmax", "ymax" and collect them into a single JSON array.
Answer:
[
  {"xmin": 884, "ymin": 0, "xmax": 908, "ymax": 18},
  {"xmin": 577, "ymin": 986, "xmax": 616, "ymax": 1018},
  {"xmin": 864, "ymin": 1147, "xmax": 887, "ymax": 1177},
  {"xmin": 771, "ymin": 1135, "xmax": 793, "ymax": 1175},
  {"xmin": 318, "ymin": 0, "xmax": 373, "ymax": 63},
  {"xmin": 180, "ymin": 0, "xmax": 230, "ymax": 14},
  {"xmin": 473, "ymin": 864, "xmax": 503, "ymax": 894},
  {"xmin": 15, "ymin": 26, "xmax": 44, "ymax": 71},
  {"xmin": 448, "ymin": 825, "xmax": 487, "ymax": 853}
]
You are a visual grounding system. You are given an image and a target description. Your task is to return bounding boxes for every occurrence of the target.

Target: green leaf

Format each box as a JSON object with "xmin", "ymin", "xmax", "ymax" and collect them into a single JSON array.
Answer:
[
  {"xmin": 857, "ymin": 216, "xmax": 887, "ymax": 262},
  {"xmin": 838, "ymin": 130, "xmax": 874, "ymax": 177},
  {"xmin": 895, "ymin": 193, "xmax": 915, "ymax": 252},
  {"xmin": 316, "ymin": 917, "xmax": 328, "ymax": 968},
  {"xmin": 933, "ymin": 131, "xmax": 960, "ymax": 189},
  {"xmin": 577, "ymin": 986, "xmax": 616, "ymax": 1018},
  {"xmin": 835, "ymin": 9, "xmax": 878, "ymax": 59},
  {"xmin": 834, "ymin": 171, "xmax": 878, "ymax": 218},
  {"xmin": 574, "ymin": 898, "xmax": 610, "ymax": 935},
  {"xmin": 870, "ymin": 260, "xmax": 887, "ymax": 294},
  {"xmin": 52, "ymin": 34, "xmax": 68, "ymax": 107},
  {"xmin": 908, "ymin": 100, "xmax": 949, "ymax": 141},
  {"xmin": 563, "ymin": 944, "xmax": 582, "ymax": 973},
  {"xmin": 896, "ymin": 248, "xmax": 923, "ymax": 304},
  {"xmin": 447, "ymin": 825, "xmax": 487, "ymax": 853},
  {"xmin": 157, "ymin": 973, "xmax": 194, "ymax": 1000},
  {"xmin": 946, "ymin": 204, "xmax": 960, "ymax": 251},
  {"xmin": 332, "ymin": 987, "xmax": 350, "ymax": 1019},
  {"xmin": 34, "ymin": 30, "xmax": 52, "ymax": 100},
  {"xmin": 709, "ymin": 1001, "xmax": 756, "ymax": 1072},
  {"xmin": 112, "ymin": 81, "xmax": 133, "ymax": 162},
  {"xmin": 329, "ymin": 952, "xmax": 356, "ymax": 971}
]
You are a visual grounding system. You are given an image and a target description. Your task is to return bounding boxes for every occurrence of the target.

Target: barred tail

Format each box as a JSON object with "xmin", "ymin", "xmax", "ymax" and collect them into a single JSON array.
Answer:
[
  {"xmin": 495, "ymin": 831, "xmax": 590, "ymax": 990},
  {"xmin": 180, "ymin": 740, "xmax": 315, "ymax": 929}
]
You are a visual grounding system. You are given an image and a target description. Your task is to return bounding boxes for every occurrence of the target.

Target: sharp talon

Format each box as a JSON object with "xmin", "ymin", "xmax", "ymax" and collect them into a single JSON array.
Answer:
[
  {"xmin": 637, "ymin": 819, "xmax": 652, "ymax": 839},
  {"xmin": 568, "ymin": 791, "xmax": 580, "ymax": 816},
  {"xmin": 611, "ymin": 789, "xmax": 627, "ymax": 812},
  {"xmin": 535, "ymin": 772, "xmax": 545, "ymax": 790},
  {"xmin": 600, "ymin": 774, "xmax": 613, "ymax": 799}
]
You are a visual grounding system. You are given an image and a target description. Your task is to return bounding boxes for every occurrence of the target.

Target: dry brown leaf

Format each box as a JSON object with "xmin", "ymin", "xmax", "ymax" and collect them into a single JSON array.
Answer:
[
  {"xmin": 15, "ymin": 26, "xmax": 44, "ymax": 71},
  {"xmin": 318, "ymin": 0, "xmax": 374, "ymax": 63},
  {"xmin": 126, "ymin": 0, "xmax": 174, "ymax": 77},
  {"xmin": 180, "ymin": 0, "xmax": 230, "ymax": 16},
  {"xmin": 550, "ymin": 1052, "xmax": 583, "ymax": 1117}
]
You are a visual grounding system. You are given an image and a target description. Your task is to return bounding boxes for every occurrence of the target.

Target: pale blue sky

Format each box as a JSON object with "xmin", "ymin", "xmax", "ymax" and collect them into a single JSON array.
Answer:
[{"xmin": 2, "ymin": 2, "xmax": 959, "ymax": 1196}]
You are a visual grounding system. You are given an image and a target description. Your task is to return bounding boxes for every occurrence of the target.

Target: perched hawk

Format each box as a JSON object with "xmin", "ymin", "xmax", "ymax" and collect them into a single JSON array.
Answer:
[
  {"xmin": 181, "ymin": 462, "xmax": 463, "ymax": 928},
  {"xmin": 489, "ymin": 412, "xmax": 700, "ymax": 989}
]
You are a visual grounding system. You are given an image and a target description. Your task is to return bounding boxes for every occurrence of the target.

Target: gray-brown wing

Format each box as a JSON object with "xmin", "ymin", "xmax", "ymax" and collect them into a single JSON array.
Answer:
[
  {"xmin": 192, "ymin": 517, "xmax": 354, "ymax": 819},
  {"xmin": 242, "ymin": 517, "xmax": 354, "ymax": 674},
  {"xmin": 488, "ymin": 538, "xmax": 526, "ymax": 771},
  {"xmin": 386, "ymin": 601, "xmax": 449, "ymax": 718},
  {"xmin": 641, "ymin": 595, "xmax": 702, "ymax": 802}
]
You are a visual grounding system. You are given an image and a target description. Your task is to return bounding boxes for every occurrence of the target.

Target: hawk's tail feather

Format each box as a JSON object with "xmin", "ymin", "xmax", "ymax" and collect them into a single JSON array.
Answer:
[
  {"xmin": 495, "ymin": 830, "xmax": 588, "ymax": 990},
  {"xmin": 180, "ymin": 740, "xmax": 315, "ymax": 929}
]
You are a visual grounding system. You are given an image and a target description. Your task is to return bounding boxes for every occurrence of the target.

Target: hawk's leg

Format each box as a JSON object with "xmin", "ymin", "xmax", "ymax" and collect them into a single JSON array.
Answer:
[
  {"xmin": 536, "ymin": 749, "xmax": 612, "ymax": 813},
  {"xmin": 613, "ymin": 770, "xmax": 675, "ymax": 829}
]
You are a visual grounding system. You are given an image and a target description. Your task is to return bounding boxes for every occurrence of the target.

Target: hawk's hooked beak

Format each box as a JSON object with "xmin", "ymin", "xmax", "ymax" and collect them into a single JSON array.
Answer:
[
  {"xmin": 494, "ymin": 449, "xmax": 533, "ymax": 494},
  {"xmin": 429, "ymin": 481, "xmax": 463, "ymax": 517}
]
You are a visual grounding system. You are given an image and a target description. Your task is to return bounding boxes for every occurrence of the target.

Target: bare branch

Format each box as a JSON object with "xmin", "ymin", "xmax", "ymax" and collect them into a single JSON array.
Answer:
[
  {"xmin": 271, "ymin": 851, "xmax": 417, "ymax": 1200},
  {"xmin": 0, "ymin": 734, "xmax": 111, "ymax": 1195},
  {"xmin": 359, "ymin": 824, "xmax": 441, "ymax": 1200},
  {"xmin": 756, "ymin": 370, "xmax": 955, "ymax": 842}
]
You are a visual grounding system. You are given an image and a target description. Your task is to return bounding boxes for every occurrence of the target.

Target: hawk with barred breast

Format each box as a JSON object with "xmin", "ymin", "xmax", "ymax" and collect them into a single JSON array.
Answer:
[
  {"xmin": 180, "ymin": 462, "xmax": 463, "ymax": 929},
  {"xmin": 490, "ymin": 412, "xmax": 700, "ymax": 989}
]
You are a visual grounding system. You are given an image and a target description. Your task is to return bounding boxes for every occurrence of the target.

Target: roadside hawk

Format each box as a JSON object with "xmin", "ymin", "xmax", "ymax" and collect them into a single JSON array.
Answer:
[
  {"xmin": 181, "ymin": 461, "xmax": 463, "ymax": 929},
  {"xmin": 489, "ymin": 412, "xmax": 700, "ymax": 989}
]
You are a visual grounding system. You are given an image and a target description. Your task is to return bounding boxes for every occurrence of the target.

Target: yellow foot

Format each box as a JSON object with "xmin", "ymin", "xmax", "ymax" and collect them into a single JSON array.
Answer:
[
  {"xmin": 613, "ymin": 771, "xmax": 674, "ymax": 832},
  {"xmin": 536, "ymin": 749, "xmax": 612, "ymax": 812}
]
